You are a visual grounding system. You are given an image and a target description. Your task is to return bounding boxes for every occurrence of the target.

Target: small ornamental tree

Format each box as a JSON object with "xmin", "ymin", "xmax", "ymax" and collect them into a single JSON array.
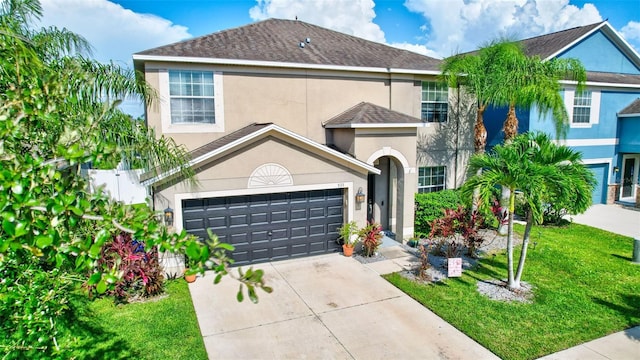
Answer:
[{"xmin": 462, "ymin": 132, "xmax": 595, "ymax": 289}]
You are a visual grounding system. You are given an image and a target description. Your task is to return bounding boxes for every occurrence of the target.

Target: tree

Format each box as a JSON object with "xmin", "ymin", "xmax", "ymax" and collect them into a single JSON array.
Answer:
[
  {"xmin": 494, "ymin": 46, "xmax": 586, "ymax": 142},
  {"xmin": 462, "ymin": 132, "xmax": 595, "ymax": 289},
  {"xmin": 441, "ymin": 40, "xmax": 523, "ymax": 154},
  {"xmin": 0, "ymin": 1, "xmax": 270, "ymax": 356}
]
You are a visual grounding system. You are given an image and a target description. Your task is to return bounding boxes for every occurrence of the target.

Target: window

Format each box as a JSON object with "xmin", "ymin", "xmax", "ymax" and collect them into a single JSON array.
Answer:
[
  {"xmin": 169, "ymin": 70, "xmax": 215, "ymax": 124},
  {"xmin": 564, "ymin": 88, "xmax": 600, "ymax": 128},
  {"xmin": 572, "ymin": 90, "xmax": 591, "ymax": 124},
  {"xmin": 418, "ymin": 166, "xmax": 446, "ymax": 193},
  {"xmin": 421, "ymin": 82, "xmax": 448, "ymax": 122}
]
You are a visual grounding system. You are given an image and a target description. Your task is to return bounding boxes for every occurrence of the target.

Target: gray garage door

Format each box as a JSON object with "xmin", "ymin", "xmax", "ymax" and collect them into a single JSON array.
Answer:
[{"xmin": 182, "ymin": 189, "xmax": 344, "ymax": 266}]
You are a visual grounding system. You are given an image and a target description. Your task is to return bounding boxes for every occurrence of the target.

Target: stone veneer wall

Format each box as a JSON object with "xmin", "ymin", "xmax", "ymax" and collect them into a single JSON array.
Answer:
[{"xmin": 607, "ymin": 184, "xmax": 620, "ymax": 205}]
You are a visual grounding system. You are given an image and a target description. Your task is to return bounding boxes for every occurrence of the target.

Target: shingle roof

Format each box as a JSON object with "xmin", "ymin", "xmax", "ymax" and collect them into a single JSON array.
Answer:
[
  {"xmin": 140, "ymin": 123, "xmax": 271, "ymax": 182},
  {"xmin": 135, "ymin": 18, "xmax": 440, "ymax": 71},
  {"xmin": 619, "ymin": 98, "xmax": 640, "ymax": 115},
  {"xmin": 323, "ymin": 102, "xmax": 423, "ymax": 128},
  {"xmin": 520, "ymin": 22, "xmax": 603, "ymax": 58},
  {"xmin": 141, "ymin": 122, "xmax": 381, "ymax": 185},
  {"xmin": 188, "ymin": 122, "xmax": 272, "ymax": 160},
  {"xmin": 586, "ymin": 71, "xmax": 640, "ymax": 85}
]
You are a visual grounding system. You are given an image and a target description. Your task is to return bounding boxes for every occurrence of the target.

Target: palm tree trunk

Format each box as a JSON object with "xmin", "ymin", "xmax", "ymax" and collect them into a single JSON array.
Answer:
[
  {"xmin": 514, "ymin": 210, "xmax": 533, "ymax": 287},
  {"xmin": 503, "ymin": 104, "xmax": 518, "ymax": 142},
  {"xmin": 472, "ymin": 105, "xmax": 487, "ymax": 212},
  {"xmin": 499, "ymin": 104, "xmax": 518, "ymax": 234},
  {"xmin": 474, "ymin": 105, "xmax": 487, "ymax": 154},
  {"xmin": 506, "ymin": 188, "xmax": 515, "ymax": 288}
]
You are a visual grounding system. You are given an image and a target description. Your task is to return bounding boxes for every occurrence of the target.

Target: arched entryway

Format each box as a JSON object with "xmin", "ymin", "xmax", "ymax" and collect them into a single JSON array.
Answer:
[{"xmin": 366, "ymin": 153, "xmax": 407, "ymax": 242}]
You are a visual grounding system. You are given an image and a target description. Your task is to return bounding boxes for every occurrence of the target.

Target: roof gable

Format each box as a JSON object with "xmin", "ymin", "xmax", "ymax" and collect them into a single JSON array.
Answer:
[
  {"xmin": 134, "ymin": 18, "xmax": 440, "ymax": 72},
  {"xmin": 323, "ymin": 102, "xmax": 424, "ymax": 128},
  {"xmin": 520, "ymin": 22, "xmax": 602, "ymax": 59},
  {"xmin": 619, "ymin": 98, "xmax": 640, "ymax": 116},
  {"xmin": 521, "ymin": 21, "xmax": 640, "ymax": 74},
  {"xmin": 142, "ymin": 123, "xmax": 380, "ymax": 186}
]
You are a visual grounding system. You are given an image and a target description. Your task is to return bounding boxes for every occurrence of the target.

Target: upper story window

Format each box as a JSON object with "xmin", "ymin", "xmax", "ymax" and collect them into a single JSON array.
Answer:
[
  {"xmin": 158, "ymin": 68, "xmax": 224, "ymax": 134},
  {"xmin": 417, "ymin": 166, "xmax": 446, "ymax": 193},
  {"xmin": 572, "ymin": 90, "xmax": 592, "ymax": 124},
  {"xmin": 421, "ymin": 82, "xmax": 448, "ymax": 122},
  {"xmin": 169, "ymin": 70, "xmax": 215, "ymax": 124},
  {"xmin": 564, "ymin": 87, "xmax": 600, "ymax": 128}
]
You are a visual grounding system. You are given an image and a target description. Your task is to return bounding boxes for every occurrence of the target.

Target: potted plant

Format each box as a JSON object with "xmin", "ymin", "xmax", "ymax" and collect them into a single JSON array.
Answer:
[
  {"xmin": 337, "ymin": 221, "xmax": 359, "ymax": 257},
  {"xmin": 359, "ymin": 222, "xmax": 383, "ymax": 257},
  {"xmin": 184, "ymin": 256, "xmax": 198, "ymax": 283}
]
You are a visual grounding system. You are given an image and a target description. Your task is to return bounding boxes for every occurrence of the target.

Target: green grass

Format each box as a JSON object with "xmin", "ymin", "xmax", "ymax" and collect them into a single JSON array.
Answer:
[
  {"xmin": 86, "ymin": 280, "xmax": 208, "ymax": 360},
  {"xmin": 384, "ymin": 223, "xmax": 640, "ymax": 360}
]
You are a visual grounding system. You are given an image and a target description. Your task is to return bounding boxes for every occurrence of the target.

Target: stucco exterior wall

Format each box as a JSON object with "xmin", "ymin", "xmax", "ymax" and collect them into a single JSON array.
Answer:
[{"xmin": 143, "ymin": 62, "xmax": 439, "ymax": 151}]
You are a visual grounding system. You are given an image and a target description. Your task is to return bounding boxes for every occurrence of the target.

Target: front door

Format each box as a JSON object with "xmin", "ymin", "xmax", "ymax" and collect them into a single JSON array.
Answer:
[{"xmin": 620, "ymin": 155, "xmax": 639, "ymax": 202}]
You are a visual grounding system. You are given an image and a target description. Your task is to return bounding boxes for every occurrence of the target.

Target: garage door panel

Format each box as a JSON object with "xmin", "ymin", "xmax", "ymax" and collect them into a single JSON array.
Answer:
[
  {"xmin": 271, "ymin": 210, "xmax": 289, "ymax": 222},
  {"xmin": 184, "ymin": 218, "xmax": 205, "ymax": 231},
  {"xmin": 182, "ymin": 188, "xmax": 343, "ymax": 265},
  {"xmin": 291, "ymin": 226, "xmax": 308, "ymax": 238},
  {"xmin": 290, "ymin": 209, "xmax": 308, "ymax": 221}
]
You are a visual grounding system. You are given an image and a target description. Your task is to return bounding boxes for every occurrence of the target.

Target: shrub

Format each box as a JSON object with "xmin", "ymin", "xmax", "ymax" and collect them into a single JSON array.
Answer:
[
  {"xmin": 414, "ymin": 190, "xmax": 463, "ymax": 237},
  {"xmin": 0, "ymin": 255, "xmax": 85, "ymax": 358},
  {"xmin": 359, "ymin": 222, "xmax": 383, "ymax": 257},
  {"xmin": 91, "ymin": 233, "xmax": 165, "ymax": 303}
]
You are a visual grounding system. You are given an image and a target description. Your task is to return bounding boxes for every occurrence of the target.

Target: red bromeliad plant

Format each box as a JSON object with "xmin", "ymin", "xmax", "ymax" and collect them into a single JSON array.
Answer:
[
  {"xmin": 91, "ymin": 232, "xmax": 164, "ymax": 302},
  {"xmin": 429, "ymin": 206, "xmax": 488, "ymax": 258},
  {"xmin": 359, "ymin": 222, "xmax": 383, "ymax": 257}
]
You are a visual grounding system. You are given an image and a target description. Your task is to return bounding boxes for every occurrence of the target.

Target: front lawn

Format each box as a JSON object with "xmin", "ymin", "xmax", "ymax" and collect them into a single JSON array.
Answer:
[
  {"xmin": 385, "ymin": 223, "xmax": 640, "ymax": 360},
  {"xmin": 87, "ymin": 280, "xmax": 208, "ymax": 360}
]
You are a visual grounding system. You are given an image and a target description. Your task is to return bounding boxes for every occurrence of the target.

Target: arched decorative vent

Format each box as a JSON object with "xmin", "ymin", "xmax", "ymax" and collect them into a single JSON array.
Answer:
[{"xmin": 248, "ymin": 163, "xmax": 293, "ymax": 188}]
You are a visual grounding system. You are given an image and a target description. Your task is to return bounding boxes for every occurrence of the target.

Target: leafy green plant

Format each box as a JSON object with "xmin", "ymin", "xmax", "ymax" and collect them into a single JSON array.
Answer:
[
  {"xmin": 414, "ymin": 190, "xmax": 463, "ymax": 237},
  {"xmin": 337, "ymin": 221, "xmax": 359, "ymax": 246},
  {"xmin": 0, "ymin": 256, "xmax": 85, "ymax": 358},
  {"xmin": 359, "ymin": 222, "xmax": 383, "ymax": 257},
  {"xmin": 0, "ymin": 1, "xmax": 271, "ymax": 356}
]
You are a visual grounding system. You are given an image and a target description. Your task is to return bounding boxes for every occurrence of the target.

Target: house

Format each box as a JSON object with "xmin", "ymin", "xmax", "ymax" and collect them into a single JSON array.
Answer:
[
  {"xmin": 482, "ymin": 21, "xmax": 640, "ymax": 206},
  {"xmin": 133, "ymin": 19, "xmax": 474, "ymax": 266}
]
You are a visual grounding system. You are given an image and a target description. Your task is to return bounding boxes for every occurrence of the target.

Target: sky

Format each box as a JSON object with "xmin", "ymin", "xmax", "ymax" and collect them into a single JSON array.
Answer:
[{"xmin": 36, "ymin": 0, "xmax": 640, "ymax": 116}]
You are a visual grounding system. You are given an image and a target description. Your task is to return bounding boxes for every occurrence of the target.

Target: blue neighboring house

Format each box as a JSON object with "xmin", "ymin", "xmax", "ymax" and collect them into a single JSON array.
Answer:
[{"xmin": 483, "ymin": 21, "xmax": 640, "ymax": 205}]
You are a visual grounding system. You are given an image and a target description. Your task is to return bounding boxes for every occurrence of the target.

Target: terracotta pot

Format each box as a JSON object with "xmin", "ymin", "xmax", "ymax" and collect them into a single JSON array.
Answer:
[
  {"xmin": 184, "ymin": 270, "xmax": 197, "ymax": 283},
  {"xmin": 342, "ymin": 244, "xmax": 355, "ymax": 257}
]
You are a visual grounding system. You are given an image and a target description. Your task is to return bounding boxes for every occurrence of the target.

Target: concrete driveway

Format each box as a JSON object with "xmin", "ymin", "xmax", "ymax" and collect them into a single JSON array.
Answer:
[
  {"xmin": 189, "ymin": 254, "xmax": 499, "ymax": 360},
  {"xmin": 568, "ymin": 204, "xmax": 640, "ymax": 238}
]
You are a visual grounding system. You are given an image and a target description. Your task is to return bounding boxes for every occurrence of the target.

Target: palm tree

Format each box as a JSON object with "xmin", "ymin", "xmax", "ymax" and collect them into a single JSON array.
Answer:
[
  {"xmin": 0, "ymin": 0, "xmax": 191, "ymax": 179},
  {"xmin": 462, "ymin": 132, "xmax": 595, "ymax": 289},
  {"xmin": 441, "ymin": 40, "xmax": 522, "ymax": 154},
  {"xmin": 496, "ymin": 51, "xmax": 587, "ymax": 142}
]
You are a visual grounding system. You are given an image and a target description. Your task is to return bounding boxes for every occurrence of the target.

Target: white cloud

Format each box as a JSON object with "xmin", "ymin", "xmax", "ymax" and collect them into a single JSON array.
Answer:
[
  {"xmin": 620, "ymin": 21, "xmax": 640, "ymax": 52},
  {"xmin": 621, "ymin": 21, "xmax": 640, "ymax": 41},
  {"xmin": 404, "ymin": 0, "xmax": 603, "ymax": 57},
  {"xmin": 39, "ymin": 0, "xmax": 191, "ymax": 66},
  {"xmin": 390, "ymin": 42, "xmax": 441, "ymax": 59},
  {"xmin": 249, "ymin": 0, "xmax": 386, "ymax": 44}
]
